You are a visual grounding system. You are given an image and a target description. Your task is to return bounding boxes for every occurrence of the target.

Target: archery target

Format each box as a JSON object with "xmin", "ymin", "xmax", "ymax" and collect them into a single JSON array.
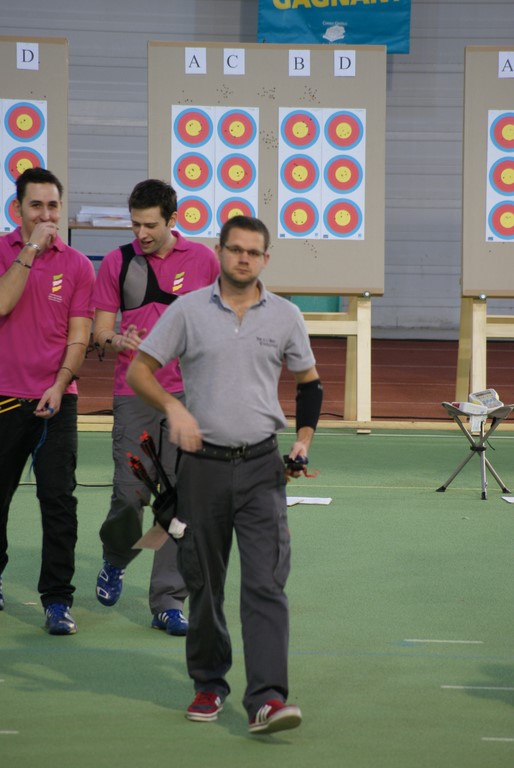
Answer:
[
  {"xmin": 4, "ymin": 101, "xmax": 45, "ymax": 142},
  {"xmin": 323, "ymin": 199, "xmax": 362, "ymax": 238},
  {"xmin": 324, "ymin": 155, "xmax": 363, "ymax": 194},
  {"xmin": 324, "ymin": 111, "xmax": 364, "ymax": 150},
  {"xmin": 280, "ymin": 198, "xmax": 319, "ymax": 236},
  {"xmin": 489, "ymin": 158, "xmax": 514, "ymax": 195},
  {"xmin": 174, "ymin": 108, "xmax": 213, "ymax": 147},
  {"xmin": 217, "ymin": 198, "xmax": 255, "ymax": 228},
  {"xmin": 174, "ymin": 153, "xmax": 213, "ymax": 190},
  {"xmin": 5, "ymin": 195, "xmax": 21, "ymax": 229},
  {"xmin": 217, "ymin": 154, "xmax": 256, "ymax": 192},
  {"xmin": 218, "ymin": 109, "xmax": 257, "ymax": 149},
  {"xmin": 280, "ymin": 155, "xmax": 319, "ymax": 193},
  {"xmin": 177, "ymin": 197, "xmax": 213, "ymax": 235},
  {"xmin": 490, "ymin": 113, "xmax": 514, "ymax": 153},
  {"xmin": 488, "ymin": 202, "xmax": 514, "ymax": 239},
  {"xmin": 4, "ymin": 147, "xmax": 45, "ymax": 182},
  {"xmin": 280, "ymin": 111, "xmax": 320, "ymax": 149}
]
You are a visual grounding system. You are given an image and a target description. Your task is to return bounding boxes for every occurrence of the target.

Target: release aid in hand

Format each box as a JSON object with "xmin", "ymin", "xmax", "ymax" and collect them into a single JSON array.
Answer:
[{"xmin": 283, "ymin": 454, "xmax": 309, "ymax": 472}]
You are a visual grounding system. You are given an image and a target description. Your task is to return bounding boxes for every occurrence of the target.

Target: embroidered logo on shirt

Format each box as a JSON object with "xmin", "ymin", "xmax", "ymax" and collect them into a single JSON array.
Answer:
[
  {"xmin": 256, "ymin": 335, "xmax": 278, "ymax": 348},
  {"xmin": 48, "ymin": 273, "xmax": 63, "ymax": 303},
  {"xmin": 172, "ymin": 272, "xmax": 185, "ymax": 293}
]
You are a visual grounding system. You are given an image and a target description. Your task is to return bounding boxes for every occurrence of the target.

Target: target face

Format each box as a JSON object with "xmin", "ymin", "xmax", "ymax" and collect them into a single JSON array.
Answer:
[
  {"xmin": 280, "ymin": 111, "xmax": 320, "ymax": 149},
  {"xmin": 323, "ymin": 199, "xmax": 362, "ymax": 237},
  {"xmin": 218, "ymin": 110, "xmax": 257, "ymax": 148},
  {"xmin": 174, "ymin": 153, "xmax": 213, "ymax": 190},
  {"xmin": 177, "ymin": 197, "xmax": 212, "ymax": 235},
  {"xmin": 324, "ymin": 155, "xmax": 363, "ymax": 194},
  {"xmin": 280, "ymin": 198, "xmax": 319, "ymax": 236},
  {"xmin": 4, "ymin": 147, "xmax": 45, "ymax": 182},
  {"xmin": 174, "ymin": 109, "xmax": 213, "ymax": 147},
  {"xmin": 217, "ymin": 154, "xmax": 256, "ymax": 192},
  {"xmin": 490, "ymin": 113, "xmax": 514, "ymax": 152},
  {"xmin": 488, "ymin": 201, "xmax": 514, "ymax": 239},
  {"xmin": 4, "ymin": 102, "xmax": 45, "ymax": 142},
  {"xmin": 489, "ymin": 158, "xmax": 514, "ymax": 195},
  {"xmin": 217, "ymin": 198, "xmax": 255, "ymax": 228},
  {"xmin": 324, "ymin": 111, "xmax": 364, "ymax": 150},
  {"xmin": 5, "ymin": 195, "xmax": 21, "ymax": 228},
  {"xmin": 280, "ymin": 155, "xmax": 319, "ymax": 193}
]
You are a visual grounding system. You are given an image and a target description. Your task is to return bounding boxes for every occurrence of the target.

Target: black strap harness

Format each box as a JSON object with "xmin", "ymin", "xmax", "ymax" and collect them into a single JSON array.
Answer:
[{"xmin": 119, "ymin": 242, "xmax": 179, "ymax": 311}]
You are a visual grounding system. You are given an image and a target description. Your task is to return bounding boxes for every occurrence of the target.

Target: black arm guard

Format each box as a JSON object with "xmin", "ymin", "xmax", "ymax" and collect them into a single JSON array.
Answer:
[{"xmin": 295, "ymin": 378, "xmax": 323, "ymax": 431}]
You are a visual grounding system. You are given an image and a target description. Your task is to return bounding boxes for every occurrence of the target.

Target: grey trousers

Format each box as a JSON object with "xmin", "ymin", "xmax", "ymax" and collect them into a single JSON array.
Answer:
[
  {"xmin": 99, "ymin": 395, "xmax": 187, "ymax": 614},
  {"xmin": 175, "ymin": 447, "xmax": 290, "ymax": 718}
]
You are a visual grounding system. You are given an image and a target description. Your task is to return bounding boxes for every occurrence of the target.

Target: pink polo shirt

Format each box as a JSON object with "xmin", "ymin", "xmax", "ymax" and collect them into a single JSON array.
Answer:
[
  {"xmin": 0, "ymin": 228, "xmax": 95, "ymax": 398},
  {"xmin": 92, "ymin": 231, "xmax": 219, "ymax": 395}
]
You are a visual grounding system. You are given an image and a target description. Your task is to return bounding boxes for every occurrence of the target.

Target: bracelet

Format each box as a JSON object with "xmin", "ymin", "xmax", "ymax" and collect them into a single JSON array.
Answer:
[
  {"xmin": 14, "ymin": 258, "xmax": 31, "ymax": 269},
  {"xmin": 24, "ymin": 241, "xmax": 41, "ymax": 253},
  {"xmin": 59, "ymin": 365, "xmax": 79, "ymax": 383}
]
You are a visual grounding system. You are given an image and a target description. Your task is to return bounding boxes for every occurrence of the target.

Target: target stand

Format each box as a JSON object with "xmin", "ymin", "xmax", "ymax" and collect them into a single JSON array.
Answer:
[{"xmin": 437, "ymin": 401, "xmax": 513, "ymax": 500}]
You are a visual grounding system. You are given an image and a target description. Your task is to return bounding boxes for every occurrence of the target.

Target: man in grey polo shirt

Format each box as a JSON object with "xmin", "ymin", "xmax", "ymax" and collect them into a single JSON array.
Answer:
[{"xmin": 127, "ymin": 215, "xmax": 322, "ymax": 735}]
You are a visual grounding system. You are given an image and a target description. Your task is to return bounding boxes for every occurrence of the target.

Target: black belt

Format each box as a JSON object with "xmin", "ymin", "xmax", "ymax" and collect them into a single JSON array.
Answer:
[{"xmin": 192, "ymin": 435, "xmax": 278, "ymax": 462}]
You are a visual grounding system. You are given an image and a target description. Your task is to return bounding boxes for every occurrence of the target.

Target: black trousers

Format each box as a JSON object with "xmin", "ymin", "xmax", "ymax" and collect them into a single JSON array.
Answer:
[{"xmin": 0, "ymin": 395, "xmax": 78, "ymax": 607}]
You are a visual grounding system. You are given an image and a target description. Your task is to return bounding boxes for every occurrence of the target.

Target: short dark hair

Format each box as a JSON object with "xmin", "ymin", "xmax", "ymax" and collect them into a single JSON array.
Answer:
[
  {"xmin": 219, "ymin": 215, "xmax": 270, "ymax": 252},
  {"xmin": 16, "ymin": 168, "xmax": 63, "ymax": 202},
  {"xmin": 128, "ymin": 179, "xmax": 177, "ymax": 222}
]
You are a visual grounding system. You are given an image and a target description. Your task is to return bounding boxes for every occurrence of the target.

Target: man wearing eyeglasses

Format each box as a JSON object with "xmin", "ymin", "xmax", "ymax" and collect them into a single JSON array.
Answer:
[{"xmin": 127, "ymin": 215, "xmax": 322, "ymax": 735}]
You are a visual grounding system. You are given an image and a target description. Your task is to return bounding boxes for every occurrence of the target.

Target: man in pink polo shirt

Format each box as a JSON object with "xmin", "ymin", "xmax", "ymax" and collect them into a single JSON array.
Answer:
[
  {"xmin": 0, "ymin": 167, "xmax": 95, "ymax": 634},
  {"xmin": 93, "ymin": 179, "xmax": 219, "ymax": 635}
]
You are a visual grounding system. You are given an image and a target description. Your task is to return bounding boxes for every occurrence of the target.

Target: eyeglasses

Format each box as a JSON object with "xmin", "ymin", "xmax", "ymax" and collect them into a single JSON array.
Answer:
[{"xmin": 222, "ymin": 244, "xmax": 266, "ymax": 259}]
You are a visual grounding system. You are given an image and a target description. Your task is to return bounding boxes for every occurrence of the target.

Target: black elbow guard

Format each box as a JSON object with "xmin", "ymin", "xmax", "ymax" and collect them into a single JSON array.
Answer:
[{"xmin": 295, "ymin": 378, "xmax": 323, "ymax": 431}]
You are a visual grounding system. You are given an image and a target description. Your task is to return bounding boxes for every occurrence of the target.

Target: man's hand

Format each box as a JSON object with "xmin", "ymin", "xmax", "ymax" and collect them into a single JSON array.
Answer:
[
  {"xmin": 34, "ymin": 385, "xmax": 63, "ymax": 418},
  {"xmin": 165, "ymin": 402, "xmax": 203, "ymax": 453}
]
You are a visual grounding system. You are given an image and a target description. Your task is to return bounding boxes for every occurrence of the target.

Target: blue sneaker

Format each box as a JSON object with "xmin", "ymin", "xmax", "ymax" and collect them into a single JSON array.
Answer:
[
  {"xmin": 151, "ymin": 609, "xmax": 188, "ymax": 636},
  {"xmin": 0, "ymin": 574, "xmax": 4, "ymax": 611},
  {"xmin": 44, "ymin": 603, "xmax": 77, "ymax": 635},
  {"xmin": 96, "ymin": 560, "xmax": 126, "ymax": 606}
]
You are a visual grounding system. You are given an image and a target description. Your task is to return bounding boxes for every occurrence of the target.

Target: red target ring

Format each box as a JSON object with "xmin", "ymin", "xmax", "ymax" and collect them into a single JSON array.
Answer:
[
  {"xmin": 174, "ymin": 109, "xmax": 213, "ymax": 147},
  {"xmin": 281, "ymin": 111, "xmax": 320, "ymax": 149},
  {"xmin": 177, "ymin": 197, "xmax": 212, "ymax": 234},
  {"xmin": 218, "ymin": 110, "xmax": 257, "ymax": 148},
  {"xmin": 491, "ymin": 113, "xmax": 514, "ymax": 152},
  {"xmin": 324, "ymin": 200, "xmax": 362, "ymax": 237},
  {"xmin": 5, "ymin": 148, "xmax": 44, "ymax": 182},
  {"xmin": 217, "ymin": 198, "xmax": 255, "ymax": 228},
  {"xmin": 324, "ymin": 156, "xmax": 362, "ymax": 193},
  {"xmin": 325, "ymin": 111, "xmax": 363, "ymax": 150},
  {"xmin": 489, "ymin": 202, "xmax": 514, "ymax": 239},
  {"xmin": 217, "ymin": 155, "xmax": 256, "ymax": 191},
  {"xmin": 174, "ymin": 153, "xmax": 212, "ymax": 190},
  {"xmin": 280, "ymin": 199, "xmax": 319, "ymax": 236},
  {"xmin": 5, "ymin": 195, "xmax": 22, "ymax": 228},
  {"xmin": 490, "ymin": 159, "xmax": 514, "ymax": 195},
  {"xmin": 5, "ymin": 102, "xmax": 45, "ymax": 141},
  {"xmin": 281, "ymin": 155, "xmax": 319, "ymax": 192}
]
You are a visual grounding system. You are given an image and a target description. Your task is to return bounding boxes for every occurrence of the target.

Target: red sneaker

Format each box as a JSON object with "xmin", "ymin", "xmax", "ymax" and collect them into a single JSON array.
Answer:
[
  {"xmin": 186, "ymin": 692, "xmax": 224, "ymax": 722},
  {"xmin": 249, "ymin": 699, "xmax": 302, "ymax": 734}
]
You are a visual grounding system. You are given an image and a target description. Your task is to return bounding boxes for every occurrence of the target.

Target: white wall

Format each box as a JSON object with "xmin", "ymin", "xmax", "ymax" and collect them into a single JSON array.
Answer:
[{"xmin": 3, "ymin": 0, "xmax": 514, "ymax": 336}]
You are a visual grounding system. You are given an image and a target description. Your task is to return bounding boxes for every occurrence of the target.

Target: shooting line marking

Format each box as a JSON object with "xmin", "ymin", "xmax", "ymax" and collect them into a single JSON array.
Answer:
[
  {"xmin": 442, "ymin": 685, "xmax": 514, "ymax": 691},
  {"xmin": 482, "ymin": 737, "xmax": 514, "ymax": 742},
  {"xmin": 403, "ymin": 639, "xmax": 483, "ymax": 644}
]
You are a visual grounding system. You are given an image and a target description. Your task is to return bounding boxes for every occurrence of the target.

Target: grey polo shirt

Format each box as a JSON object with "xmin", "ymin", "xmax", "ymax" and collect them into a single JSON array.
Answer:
[{"xmin": 138, "ymin": 279, "xmax": 316, "ymax": 446}]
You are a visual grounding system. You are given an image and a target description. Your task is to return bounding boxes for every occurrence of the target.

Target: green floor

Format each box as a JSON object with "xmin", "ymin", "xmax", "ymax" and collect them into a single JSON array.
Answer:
[{"xmin": 2, "ymin": 428, "xmax": 514, "ymax": 767}]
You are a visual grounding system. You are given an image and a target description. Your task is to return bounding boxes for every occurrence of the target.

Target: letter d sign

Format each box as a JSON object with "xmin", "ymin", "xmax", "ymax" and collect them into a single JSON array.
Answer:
[{"xmin": 17, "ymin": 42, "xmax": 39, "ymax": 71}]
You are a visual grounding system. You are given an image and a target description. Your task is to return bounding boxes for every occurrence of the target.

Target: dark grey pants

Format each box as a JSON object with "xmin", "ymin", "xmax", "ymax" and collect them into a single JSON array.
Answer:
[
  {"xmin": 175, "ymin": 447, "xmax": 290, "ymax": 718},
  {"xmin": 99, "ymin": 395, "xmax": 187, "ymax": 614}
]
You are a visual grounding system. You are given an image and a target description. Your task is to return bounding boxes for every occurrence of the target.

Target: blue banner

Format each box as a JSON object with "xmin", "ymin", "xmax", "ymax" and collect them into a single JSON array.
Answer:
[{"xmin": 258, "ymin": 0, "xmax": 411, "ymax": 55}]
